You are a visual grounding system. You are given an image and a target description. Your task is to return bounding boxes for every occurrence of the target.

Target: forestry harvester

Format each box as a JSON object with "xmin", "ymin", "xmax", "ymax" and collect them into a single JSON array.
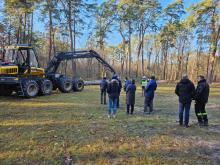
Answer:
[{"xmin": 0, "ymin": 44, "xmax": 115, "ymax": 98}]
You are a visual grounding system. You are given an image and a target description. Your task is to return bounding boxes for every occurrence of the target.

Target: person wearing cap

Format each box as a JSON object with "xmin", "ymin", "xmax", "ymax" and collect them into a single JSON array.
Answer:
[
  {"xmin": 100, "ymin": 77, "xmax": 108, "ymax": 104},
  {"xmin": 141, "ymin": 76, "xmax": 148, "ymax": 97},
  {"xmin": 144, "ymin": 76, "xmax": 157, "ymax": 114},
  {"xmin": 175, "ymin": 74, "xmax": 195, "ymax": 127},
  {"xmin": 126, "ymin": 79, "xmax": 136, "ymax": 115},
  {"xmin": 194, "ymin": 75, "xmax": 209, "ymax": 126}
]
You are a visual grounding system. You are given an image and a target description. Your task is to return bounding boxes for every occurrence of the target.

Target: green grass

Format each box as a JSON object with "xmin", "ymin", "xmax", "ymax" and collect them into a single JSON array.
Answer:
[{"xmin": 0, "ymin": 85, "xmax": 220, "ymax": 165}]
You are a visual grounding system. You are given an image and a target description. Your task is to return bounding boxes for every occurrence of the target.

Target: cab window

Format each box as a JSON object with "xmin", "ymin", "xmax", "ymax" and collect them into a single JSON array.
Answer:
[
  {"xmin": 16, "ymin": 49, "xmax": 28, "ymax": 66},
  {"xmin": 29, "ymin": 49, "xmax": 38, "ymax": 67}
]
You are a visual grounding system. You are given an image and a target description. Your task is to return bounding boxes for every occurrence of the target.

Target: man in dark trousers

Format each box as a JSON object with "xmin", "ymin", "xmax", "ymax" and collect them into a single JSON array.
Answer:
[
  {"xmin": 194, "ymin": 75, "xmax": 209, "ymax": 126},
  {"xmin": 144, "ymin": 76, "xmax": 157, "ymax": 114},
  {"xmin": 175, "ymin": 75, "xmax": 195, "ymax": 127},
  {"xmin": 126, "ymin": 79, "xmax": 136, "ymax": 115},
  {"xmin": 100, "ymin": 77, "xmax": 108, "ymax": 104},
  {"xmin": 107, "ymin": 78, "xmax": 120, "ymax": 118}
]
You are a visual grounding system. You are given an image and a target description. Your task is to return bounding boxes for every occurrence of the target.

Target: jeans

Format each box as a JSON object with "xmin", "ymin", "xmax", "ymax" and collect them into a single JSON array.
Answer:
[
  {"xmin": 108, "ymin": 97, "xmax": 118, "ymax": 115},
  {"xmin": 101, "ymin": 90, "xmax": 107, "ymax": 104},
  {"xmin": 144, "ymin": 97, "xmax": 153, "ymax": 113},
  {"xmin": 179, "ymin": 102, "xmax": 191, "ymax": 126}
]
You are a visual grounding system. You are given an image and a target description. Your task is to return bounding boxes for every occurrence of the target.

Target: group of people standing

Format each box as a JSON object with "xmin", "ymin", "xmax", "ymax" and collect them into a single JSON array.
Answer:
[
  {"xmin": 175, "ymin": 75, "xmax": 210, "ymax": 127},
  {"xmin": 100, "ymin": 74, "xmax": 210, "ymax": 128},
  {"xmin": 100, "ymin": 75, "xmax": 157, "ymax": 118}
]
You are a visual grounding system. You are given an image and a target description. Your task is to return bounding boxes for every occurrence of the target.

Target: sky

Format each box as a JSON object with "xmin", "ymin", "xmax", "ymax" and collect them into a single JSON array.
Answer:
[
  {"xmin": 65, "ymin": 0, "xmax": 200, "ymax": 48},
  {"xmin": 0, "ymin": 0, "xmax": 201, "ymax": 48}
]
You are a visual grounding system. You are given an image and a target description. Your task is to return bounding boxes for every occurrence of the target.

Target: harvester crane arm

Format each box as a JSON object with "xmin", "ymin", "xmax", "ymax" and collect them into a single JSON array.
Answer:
[{"xmin": 45, "ymin": 50, "xmax": 115, "ymax": 74}]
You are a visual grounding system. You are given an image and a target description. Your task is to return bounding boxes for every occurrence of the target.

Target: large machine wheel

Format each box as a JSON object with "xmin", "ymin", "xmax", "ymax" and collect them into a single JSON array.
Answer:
[
  {"xmin": 57, "ymin": 77, "xmax": 72, "ymax": 93},
  {"xmin": 22, "ymin": 79, "xmax": 39, "ymax": 98},
  {"xmin": 39, "ymin": 79, "xmax": 53, "ymax": 95},
  {"xmin": 73, "ymin": 79, "xmax": 84, "ymax": 92},
  {"xmin": 0, "ymin": 86, "xmax": 13, "ymax": 96}
]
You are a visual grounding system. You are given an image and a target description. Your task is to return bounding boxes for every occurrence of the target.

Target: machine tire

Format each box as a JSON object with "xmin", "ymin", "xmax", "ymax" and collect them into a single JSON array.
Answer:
[
  {"xmin": 39, "ymin": 79, "xmax": 53, "ymax": 95},
  {"xmin": 22, "ymin": 79, "xmax": 39, "ymax": 98},
  {"xmin": 73, "ymin": 79, "xmax": 84, "ymax": 92},
  {"xmin": 57, "ymin": 77, "xmax": 72, "ymax": 93}
]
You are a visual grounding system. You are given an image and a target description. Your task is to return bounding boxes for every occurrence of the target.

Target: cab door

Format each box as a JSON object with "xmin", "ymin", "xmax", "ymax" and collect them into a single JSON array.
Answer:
[{"xmin": 27, "ymin": 48, "xmax": 45, "ymax": 77}]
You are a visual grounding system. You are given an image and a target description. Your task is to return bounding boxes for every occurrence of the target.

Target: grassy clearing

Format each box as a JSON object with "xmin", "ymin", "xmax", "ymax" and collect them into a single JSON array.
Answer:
[{"xmin": 0, "ymin": 85, "xmax": 220, "ymax": 165}]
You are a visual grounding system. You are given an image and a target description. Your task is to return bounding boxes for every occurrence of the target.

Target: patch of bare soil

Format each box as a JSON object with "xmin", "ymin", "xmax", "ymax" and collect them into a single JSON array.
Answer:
[
  {"xmin": 196, "ymin": 140, "xmax": 220, "ymax": 165},
  {"xmin": 208, "ymin": 125, "xmax": 220, "ymax": 133},
  {"xmin": 206, "ymin": 103, "xmax": 220, "ymax": 109}
]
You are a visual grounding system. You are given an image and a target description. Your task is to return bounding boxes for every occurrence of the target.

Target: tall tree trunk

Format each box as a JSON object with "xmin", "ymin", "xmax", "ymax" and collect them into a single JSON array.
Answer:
[
  {"xmin": 207, "ymin": 25, "xmax": 220, "ymax": 84},
  {"xmin": 27, "ymin": 14, "xmax": 30, "ymax": 44},
  {"xmin": 67, "ymin": 0, "xmax": 76, "ymax": 76},
  {"xmin": 73, "ymin": 5, "xmax": 77, "ymax": 75},
  {"xmin": 48, "ymin": 0, "xmax": 53, "ymax": 61},
  {"xmin": 162, "ymin": 41, "xmax": 168, "ymax": 80},
  {"xmin": 121, "ymin": 39, "xmax": 126, "ymax": 76},
  {"xmin": 52, "ymin": 29, "xmax": 56, "ymax": 55},
  {"xmin": 141, "ymin": 24, "xmax": 144, "ymax": 76},
  {"xmin": 23, "ymin": 12, "xmax": 27, "ymax": 43},
  {"xmin": 136, "ymin": 31, "xmax": 142, "ymax": 78},
  {"xmin": 147, "ymin": 48, "xmax": 152, "ymax": 74},
  {"xmin": 180, "ymin": 41, "xmax": 185, "ymax": 77},
  {"xmin": 8, "ymin": 16, "xmax": 11, "ymax": 45},
  {"xmin": 17, "ymin": 15, "xmax": 23, "ymax": 44},
  {"xmin": 30, "ymin": 12, "xmax": 33, "ymax": 44},
  {"xmin": 128, "ymin": 21, "xmax": 132, "ymax": 77},
  {"xmin": 185, "ymin": 51, "xmax": 190, "ymax": 73},
  {"xmin": 196, "ymin": 42, "xmax": 202, "ymax": 77}
]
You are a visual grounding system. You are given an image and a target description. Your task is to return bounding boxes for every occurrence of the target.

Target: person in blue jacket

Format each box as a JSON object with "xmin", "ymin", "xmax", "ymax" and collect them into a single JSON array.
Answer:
[
  {"xmin": 124, "ymin": 77, "xmax": 131, "ymax": 91},
  {"xmin": 144, "ymin": 76, "xmax": 157, "ymax": 114}
]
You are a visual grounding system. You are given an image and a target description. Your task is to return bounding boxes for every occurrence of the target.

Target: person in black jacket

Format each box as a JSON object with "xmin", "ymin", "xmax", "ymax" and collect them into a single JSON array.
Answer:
[
  {"xmin": 126, "ymin": 79, "xmax": 136, "ymax": 115},
  {"xmin": 107, "ymin": 79, "xmax": 120, "ymax": 118},
  {"xmin": 100, "ymin": 77, "xmax": 108, "ymax": 104},
  {"xmin": 194, "ymin": 75, "xmax": 209, "ymax": 126},
  {"xmin": 175, "ymin": 75, "xmax": 195, "ymax": 127},
  {"xmin": 112, "ymin": 74, "xmax": 122, "ymax": 108}
]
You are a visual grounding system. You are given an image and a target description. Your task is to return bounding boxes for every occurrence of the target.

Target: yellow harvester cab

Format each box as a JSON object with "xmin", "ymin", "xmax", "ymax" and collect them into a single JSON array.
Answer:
[
  {"xmin": 0, "ymin": 44, "xmax": 49, "ymax": 97},
  {"xmin": 0, "ymin": 45, "xmax": 44, "ymax": 77}
]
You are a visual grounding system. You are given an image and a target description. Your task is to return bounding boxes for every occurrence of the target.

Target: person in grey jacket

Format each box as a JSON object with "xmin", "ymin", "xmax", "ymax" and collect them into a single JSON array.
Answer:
[{"xmin": 126, "ymin": 79, "xmax": 136, "ymax": 115}]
